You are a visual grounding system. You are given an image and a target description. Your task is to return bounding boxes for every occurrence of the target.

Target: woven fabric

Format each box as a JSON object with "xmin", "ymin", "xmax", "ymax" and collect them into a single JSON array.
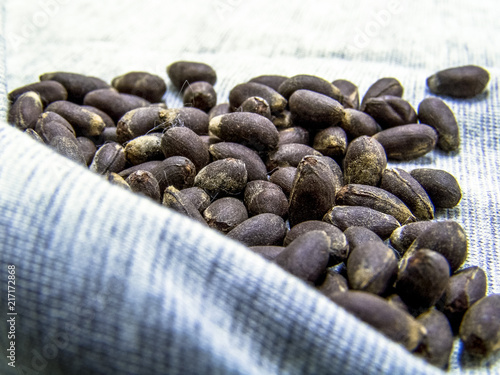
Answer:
[{"xmin": 0, "ymin": 1, "xmax": 499, "ymax": 374}]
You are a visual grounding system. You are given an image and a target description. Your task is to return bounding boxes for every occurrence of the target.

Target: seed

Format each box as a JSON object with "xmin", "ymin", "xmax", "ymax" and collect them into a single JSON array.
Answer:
[
  {"xmin": 426, "ymin": 65, "xmax": 490, "ymax": 98},
  {"xmin": 45, "ymin": 100, "xmax": 106, "ymax": 138},
  {"xmin": 317, "ymin": 270, "xmax": 349, "ymax": 297},
  {"xmin": 124, "ymin": 134, "xmax": 164, "ymax": 166},
  {"xmin": 161, "ymin": 126, "xmax": 210, "ymax": 172},
  {"xmin": 116, "ymin": 107, "xmax": 172, "ymax": 143},
  {"xmin": 40, "ymin": 72, "xmax": 110, "ymax": 104},
  {"xmin": 343, "ymin": 226, "xmax": 383, "ymax": 252},
  {"xmin": 409, "ymin": 168, "xmax": 462, "ymax": 208},
  {"xmin": 266, "ymin": 143, "xmax": 322, "ymax": 170},
  {"xmin": 244, "ymin": 180, "xmax": 288, "ymax": 218},
  {"xmin": 380, "ymin": 168, "xmax": 434, "ymax": 221},
  {"xmin": 418, "ymin": 97, "xmax": 459, "ymax": 152},
  {"xmin": 438, "ymin": 266, "xmax": 487, "ymax": 333},
  {"xmin": 162, "ymin": 107, "xmax": 210, "ymax": 135},
  {"xmin": 346, "ymin": 241, "xmax": 398, "ymax": 295},
  {"xmin": 389, "ymin": 221, "xmax": 437, "ymax": 255},
  {"xmin": 35, "ymin": 112, "xmax": 76, "ymax": 143},
  {"xmin": 312, "ymin": 126, "xmax": 348, "ymax": 157},
  {"xmin": 274, "ymin": 230, "xmax": 331, "ymax": 284},
  {"xmin": 459, "ymin": 295, "xmax": 500, "ymax": 357},
  {"xmin": 209, "ymin": 142, "xmax": 267, "ymax": 181},
  {"xmin": 396, "ymin": 249, "xmax": 450, "ymax": 310},
  {"xmin": 226, "ymin": 213, "xmax": 286, "ymax": 247},
  {"xmin": 362, "ymin": 95, "xmax": 418, "ymax": 129},
  {"xmin": 289, "ymin": 89, "xmax": 344, "ymax": 129},
  {"xmin": 238, "ymin": 96, "xmax": 272, "ymax": 119},
  {"xmin": 332, "ymin": 79, "xmax": 359, "ymax": 109},
  {"xmin": 208, "ymin": 112, "xmax": 279, "ymax": 152},
  {"xmin": 208, "ymin": 103, "xmax": 230, "ymax": 121},
  {"xmin": 167, "ymin": 61, "xmax": 217, "ymax": 91},
  {"xmin": 360, "ymin": 77, "xmax": 404, "ymax": 110},
  {"xmin": 162, "ymin": 186, "xmax": 207, "ymax": 225},
  {"xmin": 229, "ymin": 82, "xmax": 287, "ymax": 114},
  {"xmin": 83, "ymin": 88, "xmax": 150, "ymax": 122},
  {"xmin": 48, "ymin": 136, "xmax": 86, "ymax": 165},
  {"xmin": 278, "ymin": 74, "xmax": 342, "ymax": 102},
  {"xmin": 284, "ymin": 220, "xmax": 349, "ymax": 265},
  {"xmin": 126, "ymin": 170, "xmax": 161, "ymax": 202},
  {"xmin": 90, "ymin": 142, "xmax": 127, "ymax": 174},
  {"xmin": 248, "ymin": 75, "xmax": 288, "ymax": 92},
  {"xmin": 340, "ymin": 109, "xmax": 380, "ymax": 139},
  {"xmin": 278, "ymin": 126, "xmax": 309, "ymax": 146},
  {"xmin": 179, "ymin": 187, "xmax": 211, "ymax": 213},
  {"xmin": 8, "ymin": 80, "xmax": 68, "ymax": 107},
  {"xmin": 82, "ymin": 105, "xmax": 116, "ymax": 128},
  {"xmin": 194, "ymin": 158, "xmax": 247, "ymax": 196},
  {"xmin": 386, "ymin": 294, "xmax": 409, "ymax": 313},
  {"xmin": 372, "ymin": 124, "xmax": 438, "ymax": 160},
  {"xmin": 414, "ymin": 309, "xmax": 454, "ymax": 369},
  {"xmin": 203, "ymin": 197, "xmax": 248, "ymax": 233},
  {"xmin": 288, "ymin": 156, "xmax": 338, "ymax": 227},
  {"xmin": 268, "ymin": 167, "xmax": 296, "ymax": 196},
  {"xmin": 150, "ymin": 156, "xmax": 196, "ymax": 192},
  {"xmin": 336, "ymin": 184, "xmax": 416, "ymax": 225},
  {"xmin": 75, "ymin": 137, "xmax": 97, "ymax": 166},
  {"xmin": 271, "ymin": 110, "xmax": 293, "ymax": 129},
  {"xmin": 183, "ymin": 81, "xmax": 217, "ymax": 112},
  {"xmin": 94, "ymin": 127, "xmax": 118, "ymax": 146},
  {"xmin": 8, "ymin": 91, "xmax": 43, "ymax": 130},
  {"xmin": 104, "ymin": 172, "xmax": 130, "ymax": 190},
  {"xmin": 249, "ymin": 245, "xmax": 285, "ymax": 261},
  {"xmin": 407, "ymin": 220, "xmax": 467, "ymax": 272},
  {"xmin": 111, "ymin": 71, "xmax": 166, "ymax": 103},
  {"xmin": 343, "ymin": 135, "xmax": 387, "ymax": 186},
  {"xmin": 329, "ymin": 290, "xmax": 426, "ymax": 351},
  {"xmin": 323, "ymin": 205, "xmax": 400, "ymax": 240},
  {"xmin": 119, "ymin": 160, "xmax": 162, "ymax": 179},
  {"xmin": 24, "ymin": 128, "xmax": 44, "ymax": 143}
]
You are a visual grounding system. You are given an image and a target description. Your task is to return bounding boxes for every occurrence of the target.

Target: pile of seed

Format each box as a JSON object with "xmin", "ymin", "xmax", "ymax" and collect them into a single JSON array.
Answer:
[{"xmin": 7, "ymin": 62, "xmax": 497, "ymax": 369}]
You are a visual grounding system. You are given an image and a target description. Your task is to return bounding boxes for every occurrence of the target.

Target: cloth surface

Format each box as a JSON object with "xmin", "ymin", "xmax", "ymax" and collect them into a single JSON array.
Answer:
[{"xmin": 0, "ymin": 0, "xmax": 499, "ymax": 374}]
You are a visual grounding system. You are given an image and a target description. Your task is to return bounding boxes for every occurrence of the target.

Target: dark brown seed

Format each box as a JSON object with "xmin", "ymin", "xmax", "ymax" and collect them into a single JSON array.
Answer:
[
  {"xmin": 116, "ymin": 107, "xmax": 172, "ymax": 143},
  {"xmin": 439, "ymin": 266, "xmax": 487, "ymax": 333},
  {"xmin": 372, "ymin": 124, "xmax": 438, "ymax": 160},
  {"xmin": 244, "ymin": 180, "xmax": 288, "ymax": 218},
  {"xmin": 94, "ymin": 127, "xmax": 119, "ymax": 146},
  {"xmin": 363, "ymin": 95, "xmax": 418, "ymax": 129},
  {"xmin": 278, "ymin": 74, "xmax": 342, "ymax": 102},
  {"xmin": 275, "ymin": 230, "xmax": 331, "ymax": 284},
  {"xmin": 271, "ymin": 110, "xmax": 293, "ymax": 129},
  {"xmin": 266, "ymin": 143, "xmax": 322, "ymax": 171},
  {"xmin": 317, "ymin": 270, "xmax": 349, "ymax": 297},
  {"xmin": 426, "ymin": 65, "xmax": 490, "ymax": 98},
  {"xmin": 162, "ymin": 185, "xmax": 207, "ymax": 225},
  {"xmin": 288, "ymin": 156, "xmax": 338, "ymax": 227},
  {"xmin": 312, "ymin": 126, "xmax": 347, "ymax": 157},
  {"xmin": 396, "ymin": 249, "xmax": 450, "ymax": 309},
  {"xmin": 167, "ymin": 61, "xmax": 217, "ymax": 91},
  {"xmin": 161, "ymin": 127, "xmax": 210, "ymax": 172},
  {"xmin": 8, "ymin": 80, "xmax": 68, "ymax": 107},
  {"xmin": 407, "ymin": 220, "xmax": 467, "ymax": 272},
  {"xmin": 249, "ymin": 246, "xmax": 285, "ymax": 261},
  {"xmin": 414, "ymin": 309, "xmax": 453, "ymax": 369},
  {"xmin": 179, "ymin": 187, "xmax": 211, "ymax": 214},
  {"xmin": 284, "ymin": 220, "xmax": 349, "ymax": 266},
  {"xmin": 150, "ymin": 156, "xmax": 196, "ymax": 192},
  {"xmin": 119, "ymin": 160, "xmax": 162, "ymax": 179},
  {"xmin": 269, "ymin": 167, "xmax": 296, "ymax": 196},
  {"xmin": 40, "ymin": 72, "xmax": 110, "ymax": 104},
  {"xmin": 48, "ymin": 136, "xmax": 86, "ymax": 165},
  {"xmin": 323, "ymin": 206, "xmax": 400, "ymax": 240},
  {"xmin": 337, "ymin": 184, "xmax": 416, "ymax": 225},
  {"xmin": 24, "ymin": 128, "xmax": 44, "ymax": 143},
  {"xmin": 76, "ymin": 137, "xmax": 97, "ymax": 166},
  {"xmin": 126, "ymin": 170, "xmax": 161, "ymax": 202},
  {"xmin": 226, "ymin": 213, "xmax": 286, "ymax": 247},
  {"xmin": 380, "ymin": 168, "xmax": 434, "ymax": 221},
  {"xmin": 418, "ymin": 97, "xmax": 459, "ymax": 152},
  {"xmin": 459, "ymin": 295, "xmax": 500, "ymax": 357},
  {"xmin": 229, "ymin": 82, "xmax": 287, "ymax": 114},
  {"xmin": 35, "ymin": 112, "xmax": 76, "ymax": 143},
  {"xmin": 157, "ymin": 107, "xmax": 210, "ymax": 136},
  {"xmin": 238, "ymin": 96, "xmax": 272, "ymax": 119},
  {"xmin": 289, "ymin": 89, "xmax": 344, "ymax": 130},
  {"xmin": 83, "ymin": 88, "xmax": 151, "ymax": 122},
  {"xmin": 332, "ymin": 79, "xmax": 359, "ymax": 109},
  {"xmin": 90, "ymin": 142, "xmax": 127, "ymax": 174},
  {"xmin": 208, "ymin": 112, "xmax": 279, "ymax": 152},
  {"xmin": 329, "ymin": 291, "xmax": 425, "ymax": 351},
  {"xmin": 340, "ymin": 108, "xmax": 380, "ymax": 139},
  {"xmin": 248, "ymin": 75, "xmax": 288, "ymax": 92},
  {"xmin": 82, "ymin": 105, "xmax": 116, "ymax": 128},
  {"xmin": 111, "ymin": 71, "xmax": 166, "ymax": 103},
  {"xmin": 360, "ymin": 77, "xmax": 404, "ymax": 110},
  {"xmin": 104, "ymin": 172, "xmax": 130, "ymax": 190},
  {"xmin": 343, "ymin": 135, "xmax": 387, "ymax": 186},
  {"xmin": 319, "ymin": 156, "xmax": 344, "ymax": 195},
  {"xmin": 209, "ymin": 142, "xmax": 267, "ymax": 181},
  {"xmin": 343, "ymin": 226, "xmax": 383, "ymax": 252},
  {"xmin": 183, "ymin": 81, "xmax": 217, "ymax": 112},
  {"xmin": 346, "ymin": 241, "xmax": 398, "ymax": 295},
  {"xmin": 278, "ymin": 127, "xmax": 309, "ymax": 146},
  {"xmin": 45, "ymin": 101, "xmax": 106, "ymax": 138},
  {"xmin": 124, "ymin": 134, "xmax": 164, "ymax": 166},
  {"xmin": 8, "ymin": 91, "xmax": 43, "ymax": 130},
  {"xmin": 208, "ymin": 103, "xmax": 230, "ymax": 121},
  {"xmin": 194, "ymin": 158, "xmax": 247, "ymax": 196},
  {"xmin": 389, "ymin": 221, "xmax": 437, "ymax": 255},
  {"xmin": 409, "ymin": 168, "xmax": 462, "ymax": 208},
  {"xmin": 203, "ymin": 197, "xmax": 248, "ymax": 233}
]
